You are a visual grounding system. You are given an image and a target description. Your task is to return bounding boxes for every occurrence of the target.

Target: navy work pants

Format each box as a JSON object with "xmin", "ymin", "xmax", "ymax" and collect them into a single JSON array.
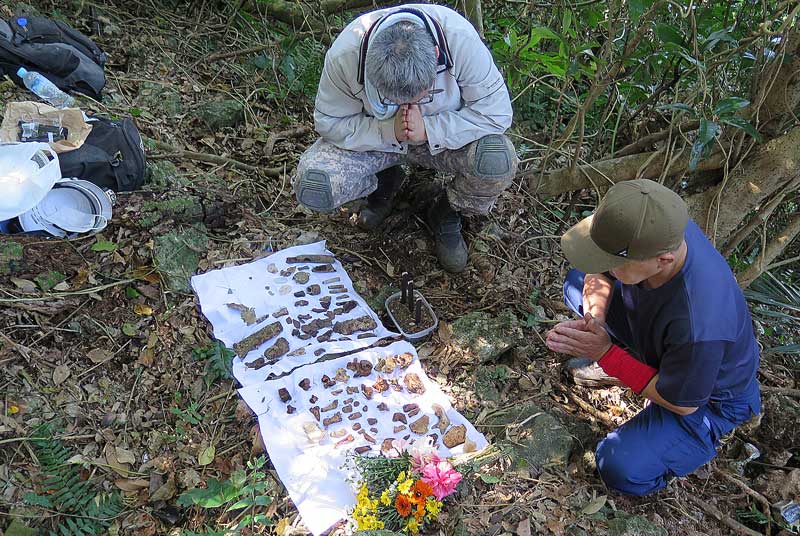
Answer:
[{"xmin": 563, "ymin": 269, "xmax": 761, "ymax": 496}]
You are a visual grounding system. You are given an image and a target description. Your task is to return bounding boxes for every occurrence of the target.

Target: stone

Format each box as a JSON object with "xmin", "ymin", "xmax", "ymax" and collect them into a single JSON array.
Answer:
[
  {"xmin": 34, "ymin": 271, "xmax": 66, "ymax": 292},
  {"xmin": 449, "ymin": 310, "xmax": 525, "ymax": 362},
  {"xmin": 153, "ymin": 225, "xmax": 209, "ymax": 292},
  {"xmin": 195, "ymin": 99, "xmax": 244, "ymax": 130},
  {"xmin": 607, "ymin": 514, "xmax": 667, "ymax": 536},
  {"xmin": 473, "ymin": 366, "xmax": 501, "ymax": 403},
  {"xmin": 487, "ymin": 403, "xmax": 573, "ymax": 469},
  {"xmin": 0, "ymin": 240, "xmax": 24, "ymax": 274},
  {"xmin": 138, "ymin": 81, "xmax": 183, "ymax": 117},
  {"xmin": 145, "ymin": 161, "xmax": 187, "ymax": 190},
  {"xmin": 365, "ymin": 285, "xmax": 399, "ymax": 314},
  {"xmin": 140, "ymin": 196, "xmax": 204, "ymax": 228}
]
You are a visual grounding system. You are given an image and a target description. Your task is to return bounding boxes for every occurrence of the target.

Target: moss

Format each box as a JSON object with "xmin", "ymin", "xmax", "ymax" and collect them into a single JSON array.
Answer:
[
  {"xmin": 450, "ymin": 309, "xmax": 524, "ymax": 362},
  {"xmin": 0, "ymin": 240, "xmax": 24, "ymax": 275},
  {"xmin": 140, "ymin": 197, "xmax": 203, "ymax": 228},
  {"xmin": 35, "ymin": 271, "xmax": 66, "ymax": 292},
  {"xmin": 153, "ymin": 226, "xmax": 209, "ymax": 292}
]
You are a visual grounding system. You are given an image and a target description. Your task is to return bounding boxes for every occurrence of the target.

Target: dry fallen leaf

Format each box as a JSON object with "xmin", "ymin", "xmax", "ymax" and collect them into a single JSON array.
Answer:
[
  {"xmin": 198, "ymin": 445, "xmax": 215, "ymax": 466},
  {"xmin": 134, "ymin": 303, "xmax": 153, "ymax": 316},
  {"xmin": 52, "ymin": 364, "xmax": 71, "ymax": 385},
  {"xmin": 580, "ymin": 494, "xmax": 607, "ymax": 515},
  {"xmin": 115, "ymin": 446, "xmax": 137, "ymax": 465},
  {"xmin": 86, "ymin": 348, "xmax": 112, "ymax": 364},
  {"xmin": 10, "ymin": 277, "xmax": 37, "ymax": 293},
  {"xmin": 138, "ymin": 347, "xmax": 155, "ymax": 367},
  {"xmin": 438, "ymin": 320, "xmax": 453, "ymax": 343},
  {"xmin": 114, "ymin": 478, "xmax": 150, "ymax": 491},
  {"xmin": 516, "ymin": 517, "xmax": 532, "ymax": 536},
  {"xmin": 104, "ymin": 442, "xmax": 131, "ymax": 477}
]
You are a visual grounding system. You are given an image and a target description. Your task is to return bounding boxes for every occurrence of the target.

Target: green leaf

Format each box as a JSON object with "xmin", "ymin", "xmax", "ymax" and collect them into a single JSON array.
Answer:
[
  {"xmin": 479, "ymin": 474, "xmax": 502, "ymax": 484},
  {"xmin": 122, "ymin": 323, "xmax": 137, "ymax": 337},
  {"xmin": 689, "ymin": 118, "xmax": 720, "ymax": 170},
  {"xmin": 629, "ymin": 0, "xmax": 653, "ymax": 24},
  {"xmin": 657, "ymin": 103, "xmax": 696, "ymax": 115},
  {"xmin": 655, "ymin": 23, "xmax": 686, "ymax": 48},
  {"xmin": 254, "ymin": 495, "xmax": 273, "ymax": 506},
  {"xmin": 177, "ymin": 478, "xmax": 239, "ymax": 508},
  {"xmin": 720, "ymin": 116, "xmax": 763, "ymax": 141},
  {"xmin": 226, "ymin": 497, "xmax": 254, "ymax": 511},
  {"xmin": 703, "ymin": 27, "xmax": 738, "ymax": 52},
  {"xmin": 714, "ymin": 97, "xmax": 750, "ymax": 116},
  {"xmin": 125, "ymin": 286, "xmax": 141, "ymax": 299},
  {"xmin": 23, "ymin": 492, "xmax": 53, "ymax": 507},
  {"xmin": 198, "ymin": 445, "xmax": 216, "ymax": 466},
  {"xmin": 91, "ymin": 240, "xmax": 117, "ymax": 252}
]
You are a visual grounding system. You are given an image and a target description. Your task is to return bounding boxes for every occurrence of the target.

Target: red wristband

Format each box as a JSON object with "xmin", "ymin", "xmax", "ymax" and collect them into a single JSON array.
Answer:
[{"xmin": 598, "ymin": 345, "xmax": 657, "ymax": 394}]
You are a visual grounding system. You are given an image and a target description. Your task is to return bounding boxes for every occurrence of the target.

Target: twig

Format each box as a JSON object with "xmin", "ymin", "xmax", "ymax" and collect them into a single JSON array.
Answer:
[
  {"xmin": 713, "ymin": 468, "xmax": 772, "ymax": 536},
  {"xmin": 760, "ymin": 386, "xmax": 800, "ymax": 398},
  {"xmin": 264, "ymin": 125, "xmax": 312, "ymax": 157},
  {"xmin": 684, "ymin": 493, "xmax": 763, "ymax": 536},
  {"xmin": 553, "ymin": 383, "xmax": 617, "ymax": 428},
  {"xmin": 145, "ymin": 137, "xmax": 284, "ymax": 176}
]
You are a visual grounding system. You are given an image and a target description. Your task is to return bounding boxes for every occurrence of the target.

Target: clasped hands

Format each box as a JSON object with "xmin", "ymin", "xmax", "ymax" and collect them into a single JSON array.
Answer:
[
  {"xmin": 394, "ymin": 104, "xmax": 427, "ymax": 143},
  {"xmin": 545, "ymin": 313, "xmax": 613, "ymax": 361}
]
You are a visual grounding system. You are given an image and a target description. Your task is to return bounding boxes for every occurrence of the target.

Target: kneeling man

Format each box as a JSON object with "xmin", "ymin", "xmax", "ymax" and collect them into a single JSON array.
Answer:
[{"xmin": 547, "ymin": 179, "xmax": 761, "ymax": 495}]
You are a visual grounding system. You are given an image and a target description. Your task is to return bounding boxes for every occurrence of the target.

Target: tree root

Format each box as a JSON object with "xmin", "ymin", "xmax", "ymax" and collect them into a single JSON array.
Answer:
[
  {"xmin": 264, "ymin": 125, "xmax": 312, "ymax": 157},
  {"xmin": 145, "ymin": 138, "xmax": 284, "ymax": 177},
  {"xmin": 684, "ymin": 493, "xmax": 763, "ymax": 536}
]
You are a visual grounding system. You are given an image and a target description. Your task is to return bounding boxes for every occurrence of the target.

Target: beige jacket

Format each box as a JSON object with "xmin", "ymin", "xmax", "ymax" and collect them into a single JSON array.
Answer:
[{"xmin": 314, "ymin": 4, "xmax": 513, "ymax": 155}]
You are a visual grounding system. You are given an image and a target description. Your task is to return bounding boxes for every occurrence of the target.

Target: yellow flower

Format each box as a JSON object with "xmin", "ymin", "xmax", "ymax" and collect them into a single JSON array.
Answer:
[
  {"xmin": 356, "ymin": 514, "xmax": 384, "ymax": 530},
  {"xmin": 398, "ymin": 476, "xmax": 414, "ymax": 496},
  {"xmin": 405, "ymin": 518, "xmax": 420, "ymax": 534},
  {"xmin": 380, "ymin": 489, "xmax": 392, "ymax": 506},
  {"xmin": 425, "ymin": 497, "xmax": 442, "ymax": 519},
  {"xmin": 397, "ymin": 471, "xmax": 406, "ymax": 482}
]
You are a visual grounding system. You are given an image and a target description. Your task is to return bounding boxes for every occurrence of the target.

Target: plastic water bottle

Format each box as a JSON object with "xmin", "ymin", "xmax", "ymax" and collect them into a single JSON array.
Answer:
[{"xmin": 16, "ymin": 67, "xmax": 76, "ymax": 108}]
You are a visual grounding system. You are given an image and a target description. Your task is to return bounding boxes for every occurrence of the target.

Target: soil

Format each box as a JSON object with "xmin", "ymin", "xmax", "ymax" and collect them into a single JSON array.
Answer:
[{"xmin": 387, "ymin": 291, "xmax": 435, "ymax": 334}]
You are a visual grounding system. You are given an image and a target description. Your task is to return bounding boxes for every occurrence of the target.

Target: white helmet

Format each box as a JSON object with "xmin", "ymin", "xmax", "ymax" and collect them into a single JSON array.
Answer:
[
  {"xmin": 18, "ymin": 178, "xmax": 114, "ymax": 237},
  {"xmin": 0, "ymin": 142, "xmax": 60, "ymax": 220}
]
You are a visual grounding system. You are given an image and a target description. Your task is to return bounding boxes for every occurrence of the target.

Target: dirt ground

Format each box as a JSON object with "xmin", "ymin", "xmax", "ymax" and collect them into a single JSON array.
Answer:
[{"xmin": 1, "ymin": 2, "xmax": 798, "ymax": 535}]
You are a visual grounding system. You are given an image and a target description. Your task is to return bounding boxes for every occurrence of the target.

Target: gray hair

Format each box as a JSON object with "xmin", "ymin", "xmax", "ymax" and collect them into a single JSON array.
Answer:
[{"xmin": 365, "ymin": 21, "xmax": 437, "ymax": 103}]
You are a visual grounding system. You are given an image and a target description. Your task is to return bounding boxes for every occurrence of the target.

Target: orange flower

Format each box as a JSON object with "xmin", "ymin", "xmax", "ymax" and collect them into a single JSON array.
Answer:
[
  {"xmin": 411, "ymin": 480, "xmax": 434, "ymax": 503},
  {"xmin": 395, "ymin": 494, "xmax": 412, "ymax": 517},
  {"xmin": 414, "ymin": 502, "xmax": 425, "ymax": 522}
]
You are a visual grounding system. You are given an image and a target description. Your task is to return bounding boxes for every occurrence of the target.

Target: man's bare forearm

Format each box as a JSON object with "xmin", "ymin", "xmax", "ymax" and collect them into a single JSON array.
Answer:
[
  {"xmin": 582, "ymin": 273, "xmax": 614, "ymax": 323},
  {"xmin": 641, "ymin": 375, "xmax": 698, "ymax": 416}
]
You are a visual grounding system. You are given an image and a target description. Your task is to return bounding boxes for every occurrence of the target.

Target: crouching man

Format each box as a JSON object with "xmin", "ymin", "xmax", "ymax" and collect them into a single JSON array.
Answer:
[
  {"xmin": 546, "ymin": 179, "xmax": 761, "ymax": 495},
  {"xmin": 294, "ymin": 4, "xmax": 517, "ymax": 273}
]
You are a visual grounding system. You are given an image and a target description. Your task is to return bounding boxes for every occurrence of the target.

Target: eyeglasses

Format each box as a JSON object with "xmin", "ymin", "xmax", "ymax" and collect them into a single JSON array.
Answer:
[{"xmin": 379, "ymin": 88, "xmax": 444, "ymax": 106}]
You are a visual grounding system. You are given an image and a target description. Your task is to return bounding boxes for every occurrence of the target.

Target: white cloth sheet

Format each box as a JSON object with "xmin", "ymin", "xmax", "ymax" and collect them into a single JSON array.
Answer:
[{"xmin": 191, "ymin": 242, "xmax": 488, "ymax": 535}]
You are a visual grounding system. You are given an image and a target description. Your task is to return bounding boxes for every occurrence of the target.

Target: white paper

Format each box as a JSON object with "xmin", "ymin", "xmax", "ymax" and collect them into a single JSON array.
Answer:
[{"xmin": 191, "ymin": 243, "xmax": 488, "ymax": 535}]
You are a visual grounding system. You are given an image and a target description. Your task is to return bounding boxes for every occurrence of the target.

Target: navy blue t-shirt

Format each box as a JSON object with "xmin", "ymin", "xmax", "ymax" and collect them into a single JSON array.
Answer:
[{"xmin": 615, "ymin": 220, "xmax": 760, "ymax": 407}]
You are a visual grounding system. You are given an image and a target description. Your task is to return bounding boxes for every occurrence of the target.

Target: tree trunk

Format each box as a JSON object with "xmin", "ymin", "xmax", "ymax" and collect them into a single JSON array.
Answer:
[
  {"xmin": 462, "ymin": 0, "xmax": 484, "ymax": 38},
  {"xmin": 737, "ymin": 212, "xmax": 800, "ymax": 287}
]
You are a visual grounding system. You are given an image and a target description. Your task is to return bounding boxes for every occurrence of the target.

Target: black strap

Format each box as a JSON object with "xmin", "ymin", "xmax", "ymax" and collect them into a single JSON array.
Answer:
[{"xmin": 356, "ymin": 7, "xmax": 453, "ymax": 85}]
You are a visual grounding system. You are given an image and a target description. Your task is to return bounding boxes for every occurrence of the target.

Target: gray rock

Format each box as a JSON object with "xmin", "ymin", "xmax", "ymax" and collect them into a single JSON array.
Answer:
[
  {"xmin": 607, "ymin": 514, "xmax": 667, "ymax": 536},
  {"xmin": 138, "ymin": 82, "xmax": 183, "ymax": 117},
  {"xmin": 195, "ymin": 99, "xmax": 244, "ymax": 130},
  {"xmin": 450, "ymin": 310, "xmax": 525, "ymax": 362},
  {"xmin": 153, "ymin": 226, "xmax": 209, "ymax": 292},
  {"xmin": 291, "ymin": 230, "xmax": 321, "ymax": 246},
  {"xmin": 487, "ymin": 403, "xmax": 573, "ymax": 469},
  {"xmin": 366, "ymin": 285, "xmax": 398, "ymax": 315},
  {"xmin": 473, "ymin": 366, "xmax": 501, "ymax": 403},
  {"xmin": 0, "ymin": 240, "xmax": 24, "ymax": 275},
  {"xmin": 146, "ymin": 161, "xmax": 187, "ymax": 190}
]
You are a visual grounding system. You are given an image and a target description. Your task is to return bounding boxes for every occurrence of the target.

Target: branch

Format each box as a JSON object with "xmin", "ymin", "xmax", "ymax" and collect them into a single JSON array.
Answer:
[
  {"xmin": 524, "ymin": 148, "xmax": 725, "ymax": 197},
  {"xmin": 614, "ymin": 120, "xmax": 701, "ymax": 157},
  {"xmin": 761, "ymin": 386, "xmax": 800, "ymax": 398},
  {"xmin": 737, "ymin": 211, "xmax": 800, "ymax": 287},
  {"xmin": 144, "ymin": 138, "xmax": 284, "ymax": 177},
  {"xmin": 684, "ymin": 494, "xmax": 763, "ymax": 536},
  {"xmin": 264, "ymin": 125, "xmax": 312, "ymax": 157}
]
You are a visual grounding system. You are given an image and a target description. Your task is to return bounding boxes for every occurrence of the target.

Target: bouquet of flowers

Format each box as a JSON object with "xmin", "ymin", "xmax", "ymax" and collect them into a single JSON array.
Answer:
[{"xmin": 347, "ymin": 438, "xmax": 463, "ymax": 533}]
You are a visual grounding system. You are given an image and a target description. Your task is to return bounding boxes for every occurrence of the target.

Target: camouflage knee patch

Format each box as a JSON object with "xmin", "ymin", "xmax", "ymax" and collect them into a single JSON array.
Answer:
[
  {"xmin": 296, "ymin": 169, "xmax": 335, "ymax": 212},
  {"xmin": 473, "ymin": 134, "xmax": 515, "ymax": 178}
]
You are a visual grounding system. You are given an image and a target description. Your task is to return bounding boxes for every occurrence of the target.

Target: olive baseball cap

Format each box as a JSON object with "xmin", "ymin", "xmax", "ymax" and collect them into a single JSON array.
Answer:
[{"xmin": 561, "ymin": 179, "xmax": 689, "ymax": 273}]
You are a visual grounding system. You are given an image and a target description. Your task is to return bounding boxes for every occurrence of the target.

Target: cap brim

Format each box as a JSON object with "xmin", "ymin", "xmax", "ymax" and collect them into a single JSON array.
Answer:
[{"xmin": 561, "ymin": 215, "xmax": 628, "ymax": 274}]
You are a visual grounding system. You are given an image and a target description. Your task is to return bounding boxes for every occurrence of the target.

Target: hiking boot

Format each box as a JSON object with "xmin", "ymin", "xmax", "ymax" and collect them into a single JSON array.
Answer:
[
  {"xmin": 426, "ymin": 195, "xmax": 468, "ymax": 273},
  {"xmin": 564, "ymin": 358, "xmax": 624, "ymax": 388},
  {"xmin": 357, "ymin": 166, "xmax": 404, "ymax": 230}
]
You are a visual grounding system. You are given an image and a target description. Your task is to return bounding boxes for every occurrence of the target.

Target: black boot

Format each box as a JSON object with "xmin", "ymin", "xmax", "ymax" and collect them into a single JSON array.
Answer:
[
  {"xmin": 426, "ymin": 195, "xmax": 468, "ymax": 273},
  {"xmin": 357, "ymin": 166, "xmax": 404, "ymax": 230}
]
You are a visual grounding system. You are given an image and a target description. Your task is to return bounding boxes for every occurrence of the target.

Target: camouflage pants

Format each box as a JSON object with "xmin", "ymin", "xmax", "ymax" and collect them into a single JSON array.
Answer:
[{"xmin": 294, "ymin": 134, "xmax": 518, "ymax": 216}]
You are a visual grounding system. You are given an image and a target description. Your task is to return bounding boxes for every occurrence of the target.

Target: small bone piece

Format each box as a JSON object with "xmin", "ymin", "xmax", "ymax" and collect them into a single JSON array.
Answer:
[
  {"xmin": 427, "ymin": 433, "xmax": 439, "ymax": 447},
  {"xmin": 443, "ymin": 424, "xmax": 467, "ymax": 448},
  {"xmin": 380, "ymin": 438, "xmax": 396, "ymax": 453},
  {"xmin": 322, "ymin": 276, "xmax": 340, "ymax": 284},
  {"xmin": 403, "ymin": 373, "xmax": 426, "ymax": 394},
  {"xmin": 267, "ymin": 263, "xmax": 278, "ymax": 273},
  {"xmin": 363, "ymin": 432, "xmax": 376, "ymax": 444},
  {"xmin": 354, "ymin": 360, "xmax": 373, "ymax": 377},
  {"xmin": 233, "ymin": 321, "xmax": 282, "ymax": 357},
  {"xmin": 332, "ymin": 388, "xmax": 343, "ymax": 395},
  {"xmin": 353, "ymin": 401, "xmax": 360, "ymax": 407},
  {"xmin": 348, "ymin": 412, "xmax": 362, "ymax": 421},
  {"xmin": 323, "ymin": 412, "xmax": 342, "ymax": 427},
  {"xmin": 294, "ymin": 291, "xmax": 306, "ymax": 298},
  {"xmin": 464, "ymin": 439, "xmax": 478, "ymax": 453},
  {"xmin": 278, "ymin": 388, "xmax": 291, "ymax": 403},
  {"xmin": 280, "ymin": 266, "xmax": 297, "ymax": 277},
  {"xmin": 409, "ymin": 416, "xmax": 430, "ymax": 435},
  {"xmin": 321, "ymin": 400, "xmax": 338, "ymax": 412},
  {"xmin": 342, "ymin": 404, "xmax": 353, "ymax": 413},
  {"xmin": 377, "ymin": 402, "xmax": 388, "ymax": 411},
  {"xmin": 307, "ymin": 284, "xmax": 321, "ymax": 295},
  {"xmin": 314, "ymin": 349, "xmax": 325, "ymax": 357},
  {"xmin": 352, "ymin": 423, "xmax": 362, "ymax": 431},
  {"xmin": 396, "ymin": 352, "xmax": 414, "ymax": 368},
  {"xmin": 286, "ymin": 405, "xmax": 296, "ymax": 414},
  {"xmin": 354, "ymin": 446, "xmax": 371, "ymax": 454},
  {"xmin": 293, "ymin": 272, "xmax": 310, "ymax": 284},
  {"xmin": 302, "ymin": 422, "xmax": 325, "ymax": 443},
  {"xmin": 334, "ymin": 434, "xmax": 355, "ymax": 447},
  {"xmin": 272, "ymin": 307, "xmax": 289, "ymax": 317},
  {"xmin": 330, "ymin": 428, "xmax": 347, "ymax": 438},
  {"xmin": 367, "ymin": 418, "xmax": 378, "ymax": 425},
  {"xmin": 333, "ymin": 315, "xmax": 377, "ymax": 335},
  {"xmin": 346, "ymin": 386, "xmax": 358, "ymax": 394},
  {"xmin": 309, "ymin": 406, "xmax": 321, "ymax": 421},
  {"xmin": 309, "ymin": 395, "xmax": 318, "ymax": 404},
  {"xmin": 344, "ymin": 398, "xmax": 354, "ymax": 404},
  {"xmin": 393, "ymin": 425, "xmax": 407, "ymax": 433},
  {"xmin": 373, "ymin": 376, "xmax": 389, "ymax": 393},
  {"xmin": 294, "ymin": 300, "xmax": 309, "ymax": 307},
  {"xmin": 264, "ymin": 337, "xmax": 289, "ymax": 360},
  {"xmin": 334, "ymin": 368, "xmax": 350, "ymax": 383},
  {"xmin": 375, "ymin": 356, "xmax": 396, "ymax": 374},
  {"xmin": 357, "ymin": 333, "xmax": 376, "ymax": 339},
  {"xmin": 312, "ymin": 264, "xmax": 335, "ymax": 273},
  {"xmin": 346, "ymin": 359, "xmax": 358, "ymax": 371},
  {"xmin": 361, "ymin": 384, "xmax": 374, "ymax": 399},
  {"xmin": 286, "ymin": 347, "xmax": 305, "ymax": 357},
  {"xmin": 370, "ymin": 427, "xmax": 379, "ymax": 434},
  {"xmin": 286, "ymin": 254, "xmax": 335, "ymax": 264},
  {"xmin": 321, "ymin": 375, "xmax": 335, "ymax": 388},
  {"xmin": 393, "ymin": 412, "xmax": 407, "ymax": 424},
  {"xmin": 402, "ymin": 403, "xmax": 418, "ymax": 413},
  {"xmin": 299, "ymin": 378, "xmax": 311, "ymax": 391},
  {"xmin": 433, "ymin": 404, "xmax": 450, "ymax": 434}
]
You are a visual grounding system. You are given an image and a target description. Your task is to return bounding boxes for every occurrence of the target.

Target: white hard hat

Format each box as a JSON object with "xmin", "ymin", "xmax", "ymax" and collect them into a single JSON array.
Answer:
[
  {"xmin": 17, "ymin": 178, "xmax": 114, "ymax": 237},
  {"xmin": 0, "ymin": 142, "xmax": 61, "ymax": 220}
]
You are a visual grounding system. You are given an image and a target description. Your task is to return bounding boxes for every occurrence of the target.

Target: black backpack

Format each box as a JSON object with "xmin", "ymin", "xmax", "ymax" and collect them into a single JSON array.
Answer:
[
  {"xmin": 58, "ymin": 116, "xmax": 147, "ymax": 192},
  {"xmin": 0, "ymin": 14, "xmax": 107, "ymax": 100}
]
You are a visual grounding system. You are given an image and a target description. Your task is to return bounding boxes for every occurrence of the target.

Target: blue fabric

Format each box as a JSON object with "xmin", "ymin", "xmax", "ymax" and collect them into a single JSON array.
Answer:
[{"xmin": 561, "ymin": 223, "xmax": 762, "ymax": 495}]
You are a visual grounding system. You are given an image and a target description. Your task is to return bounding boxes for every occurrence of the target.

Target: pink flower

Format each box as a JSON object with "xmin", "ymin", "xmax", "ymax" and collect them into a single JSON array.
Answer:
[
  {"xmin": 421, "ymin": 460, "xmax": 462, "ymax": 500},
  {"xmin": 410, "ymin": 440, "xmax": 442, "ymax": 474}
]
